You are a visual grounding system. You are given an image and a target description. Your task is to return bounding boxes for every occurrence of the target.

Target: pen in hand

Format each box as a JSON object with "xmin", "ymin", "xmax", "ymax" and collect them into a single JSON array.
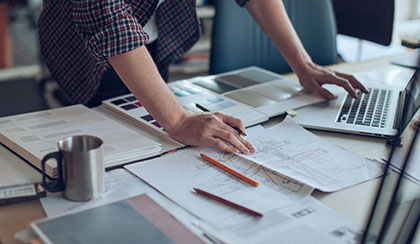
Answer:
[{"xmin": 195, "ymin": 103, "xmax": 247, "ymax": 136}]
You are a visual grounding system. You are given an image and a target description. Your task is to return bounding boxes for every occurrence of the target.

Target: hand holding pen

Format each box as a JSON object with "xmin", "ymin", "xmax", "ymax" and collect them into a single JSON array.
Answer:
[
  {"xmin": 196, "ymin": 103, "xmax": 247, "ymax": 136},
  {"xmin": 166, "ymin": 109, "xmax": 255, "ymax": 154}
]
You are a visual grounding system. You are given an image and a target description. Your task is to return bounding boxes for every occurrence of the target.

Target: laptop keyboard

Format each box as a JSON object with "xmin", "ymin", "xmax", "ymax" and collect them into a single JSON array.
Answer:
[{"xmin": 336, "ymin": 88, "xmax": 391, "ymax": 128}]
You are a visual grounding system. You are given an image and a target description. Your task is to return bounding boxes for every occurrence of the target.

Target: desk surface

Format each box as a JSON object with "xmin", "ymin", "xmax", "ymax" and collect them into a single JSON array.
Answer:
[{"xmin": 1, "ymin": 53, "xmax": 419, "ymax": 244}]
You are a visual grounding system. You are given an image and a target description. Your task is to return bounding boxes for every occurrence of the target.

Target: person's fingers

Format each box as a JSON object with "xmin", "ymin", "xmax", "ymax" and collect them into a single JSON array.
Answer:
[
  {"xmin": 214, "ymin": 112, "xmax": 246, "ymax": 135},
  {"xmin": 222, "ymin": 127, "xmax": 256, "ymax": 153},
  {"xmin": 325, "ymin": 74, "xmax": 358, "ymax": 99},
  {"xmin": 238, "ymin": 136, "xmax": 256, "ymax": 153},
  {"xmin": 207, "ymin": 137, "xmax": 237, "ymax": 153},
  {"xmin": 213, "ymin": 113, "xmax": 256, "ymax": 152},
  {"xmin": 212, "ymin": 128, "xmax": 250, "ymax": 154},
  {"xmin": 335, "ymin": 72, "xmax": 370, "ymax": 93}
]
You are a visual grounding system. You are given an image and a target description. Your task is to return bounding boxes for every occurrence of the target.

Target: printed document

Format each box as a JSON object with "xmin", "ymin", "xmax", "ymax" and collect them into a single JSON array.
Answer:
[
  {"xmin": 0, "ymin": 105, "xmax": 161, "ymax": 177},
  {"xmin": 40, "ymin": 168, "xmax": 156, "ymax": 217},
  {"xmin": 126, "ymin": 148, "xmax": 313, "ymax": 228},
  {"xmin": 197, "ymin": 196, "xmax": 362, "ymax": 244},
  {"xmin": 241, "ymin": 118, "xmax": 384, "ymax": 192}
]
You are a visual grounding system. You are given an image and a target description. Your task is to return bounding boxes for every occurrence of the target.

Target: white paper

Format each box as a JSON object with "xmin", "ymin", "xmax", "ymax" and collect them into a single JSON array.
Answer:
[
  {"xmin": 201, "ymin": 147, "xmax": 314, "ymax": 200},
  {"xmin": 125, "ymin": 148, "xmax": 313, "ymax": 229},
  {"xmin": 0, "ymin": 145, "xmax": 41, "ymax": 188},
  {"xmin": 39, "ymin": 169, "xmax": 209, "ymax": 243},
  {"xmin": 40, "ymin": 168, "xmax": 142, "ymax": 217},
  {"xmin": 241, "ymin": 118, "xmax": 383, "ymax": 192},
  {"xmin": 14, "ymin": 228, "xmax": 39, "ymax": 244},
  {"xmin": 197, "ymin": 196, "xmax": 362, "ymax": 244}
]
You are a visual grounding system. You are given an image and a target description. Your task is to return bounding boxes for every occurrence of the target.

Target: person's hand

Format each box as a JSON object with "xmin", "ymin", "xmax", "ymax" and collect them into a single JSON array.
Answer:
[
  {"xmin": 166, "ymin": 112, "xmax": 256, "ymax": 154},
  {"xmin": 295, "ymin": 62, "xmax": 369, "ymax": 100}
]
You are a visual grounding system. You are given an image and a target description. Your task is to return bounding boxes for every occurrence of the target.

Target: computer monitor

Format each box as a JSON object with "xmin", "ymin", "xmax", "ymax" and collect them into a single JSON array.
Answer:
[{"xmin": 361, "ymin": 65, "xmax": 420, "ymax": 243}]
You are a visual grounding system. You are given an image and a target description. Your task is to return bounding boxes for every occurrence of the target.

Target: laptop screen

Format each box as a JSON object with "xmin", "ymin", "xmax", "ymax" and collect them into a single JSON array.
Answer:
[{"xmin": 399, "ymin": 67, "xmax": 420, "ymax": 133}]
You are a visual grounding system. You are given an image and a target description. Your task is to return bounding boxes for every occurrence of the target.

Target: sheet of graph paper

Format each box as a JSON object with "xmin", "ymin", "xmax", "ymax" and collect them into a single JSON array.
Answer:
[
  {"xmin": 240, "ymin": 118, "xmax": 384, "ymax": 192},
  {"xmin": 195, "ymin": 196, "xmax": 362, "ymax": 244},
  {"xmin": 40, "ymin": 168, "xmax": 145, "ymax": 217}
]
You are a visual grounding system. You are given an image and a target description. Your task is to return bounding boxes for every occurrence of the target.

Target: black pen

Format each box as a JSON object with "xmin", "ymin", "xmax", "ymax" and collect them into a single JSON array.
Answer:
[{"xmin": 195, "ymin": 103, "xmax": 247, "ymax": 136}]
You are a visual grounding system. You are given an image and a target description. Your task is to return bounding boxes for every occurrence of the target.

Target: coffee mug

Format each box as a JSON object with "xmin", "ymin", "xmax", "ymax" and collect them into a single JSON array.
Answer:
[{"xmin": 41, "ymin": 135, "xmax": 105, "ymax": 202}]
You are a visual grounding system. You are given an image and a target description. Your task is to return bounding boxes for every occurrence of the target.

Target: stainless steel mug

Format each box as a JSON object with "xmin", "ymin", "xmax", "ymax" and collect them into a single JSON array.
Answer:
[{"xmin": 41, "ymin": 135, "xmax": 105, "ymax": 201}]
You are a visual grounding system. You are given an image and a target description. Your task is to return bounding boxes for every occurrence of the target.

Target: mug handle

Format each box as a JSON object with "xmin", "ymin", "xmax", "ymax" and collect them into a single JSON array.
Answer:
[{"xmin": 41, "ymin": 152, "xmax": 65, "ymax": 192}]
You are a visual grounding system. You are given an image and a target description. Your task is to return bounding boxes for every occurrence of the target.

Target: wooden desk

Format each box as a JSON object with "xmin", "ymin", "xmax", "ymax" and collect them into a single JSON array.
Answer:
[
  {"xmin": 0, "ymin": 200, "xmax": 44, "ymax": 244},
  {"xmin": 0, "ymin": 53, "xmax": 418, "ymax": 244}
]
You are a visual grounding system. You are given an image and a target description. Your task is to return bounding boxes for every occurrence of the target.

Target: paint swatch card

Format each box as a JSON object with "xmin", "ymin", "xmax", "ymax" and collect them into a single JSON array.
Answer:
[
  {"xmin": 102, "ymin": 81, "xmax": 268, "ymax": 138},
  {"xmin": 192, "ymin": 67, "xmax": 329, "ymax": 117},
  {"xmin": 102, "ymin": 94, "xmax": 168, "ymax": 136},
  {"xmin": 168, "ymin": 79, "xmax": 268, "ymax": 126}
]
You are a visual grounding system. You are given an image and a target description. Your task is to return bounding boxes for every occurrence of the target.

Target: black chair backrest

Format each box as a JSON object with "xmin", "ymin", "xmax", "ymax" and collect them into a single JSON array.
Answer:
[{"xmin": 332, "ymin": 0, "xmax": 395, "ymax": 46}]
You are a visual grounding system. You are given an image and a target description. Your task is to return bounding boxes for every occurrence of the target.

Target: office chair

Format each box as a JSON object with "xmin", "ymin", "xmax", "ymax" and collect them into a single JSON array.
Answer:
[
  {"xmin": 209, "ymin": 0, "xmax": 338, "ymax": 75},
  {"xmin": 331, "ymin": 0, "xmax": 394, "ymax": 46}
]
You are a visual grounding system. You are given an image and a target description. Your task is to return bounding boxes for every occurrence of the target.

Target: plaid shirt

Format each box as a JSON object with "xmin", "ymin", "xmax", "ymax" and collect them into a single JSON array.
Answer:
[{"xmin": 38, "ymin": 0, "xmax": 250, "ymax": 104}]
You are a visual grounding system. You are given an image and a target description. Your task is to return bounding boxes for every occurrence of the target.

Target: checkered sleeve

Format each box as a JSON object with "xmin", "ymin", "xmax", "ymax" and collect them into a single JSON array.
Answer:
[
  {"xmin": 235, "ymin": 0, "xmax": 252, "ymax": 7},
  {"xmin": 71, "ymin": 0, "xmax": 149, "ymax": 61}
]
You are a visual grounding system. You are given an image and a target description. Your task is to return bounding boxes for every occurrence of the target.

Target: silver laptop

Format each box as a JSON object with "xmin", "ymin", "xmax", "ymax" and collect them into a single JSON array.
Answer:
[{"xmin": 292, "ymin": 68, "xmax": 420, "ymax": 138}]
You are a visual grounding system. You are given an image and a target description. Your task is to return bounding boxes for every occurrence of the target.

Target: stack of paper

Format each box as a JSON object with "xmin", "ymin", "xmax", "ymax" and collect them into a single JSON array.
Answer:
[
  {"xmin": 126, "ymin": 148, "xmax": 313, "ymax": 228},
  {"xmin": 0, "ymin": 105, "xmax": 161, "ymax": 177},
  {"xmin": 124, "ymin": 119, "xmax": 384, "ymax": 242}
]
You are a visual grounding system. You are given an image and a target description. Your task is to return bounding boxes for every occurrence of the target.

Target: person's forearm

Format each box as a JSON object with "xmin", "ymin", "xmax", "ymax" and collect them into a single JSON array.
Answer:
[
  {"xmin": 245, "ymin": 0, "xmax": 312, "ymax": 74},
  {"xmin": 108, "ymin": 46, "xmax": 187, "ymax": 131},
  {"xmin": 108, "ymin": 46, "xmax": 255, "ymax": 154},
  {"xmin": 245, "ymin": 0, "xmax": 367, "ymax": 99}
]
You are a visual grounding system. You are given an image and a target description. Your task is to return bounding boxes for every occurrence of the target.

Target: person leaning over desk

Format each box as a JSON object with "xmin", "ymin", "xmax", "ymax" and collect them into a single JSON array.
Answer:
[{"xmin": 38, "ymin": 0, "xmax": 369, "ymax": 154}]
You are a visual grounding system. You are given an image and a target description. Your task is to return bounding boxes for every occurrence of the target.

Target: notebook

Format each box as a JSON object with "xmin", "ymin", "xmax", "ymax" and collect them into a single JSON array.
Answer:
[
  {"xmin": 0, "ymin": 105, "xmax": 162, "ymax": 178},
  {"xmin": 31, "ymin": 193, "xmax": 206, "ymax": 244}
]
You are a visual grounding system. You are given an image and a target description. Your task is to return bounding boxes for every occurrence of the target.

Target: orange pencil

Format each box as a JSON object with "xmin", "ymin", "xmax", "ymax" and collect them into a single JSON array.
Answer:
[
  {"xmin": 193, "ymin": 188, "xmax": 263, "ymax": 217},
  {"xmin": 200, "ymin": 153, "xmax": 259, "ymax": 187}
]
